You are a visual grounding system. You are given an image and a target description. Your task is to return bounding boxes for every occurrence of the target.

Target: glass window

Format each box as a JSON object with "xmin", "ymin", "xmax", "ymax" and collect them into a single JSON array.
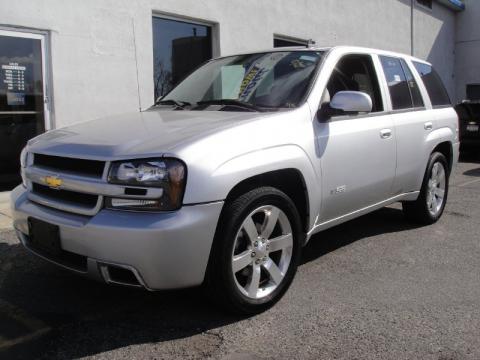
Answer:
[
  {"xmin": 152, "ymin": 17, "xmax": 212, "ymax": 99},
  {"xmin": 380, "ymin": 56, "xmax": 414, "ymax": 110},
  {"xmin": 413, "ymin": 62, "xmax": 451, "ymax": 107},
  {"xmin": 416, "ymin": 0, "xmax": 433, "ymax": 9},
  {"xmin": 0, "ymin": 33, "xmax": 46, "ymax": 188},
  {"xmin": 400, "ymin": 59, "xmax": 424, "ymax": 108},
  {"xmin": 274, "ymin": 37, "xmax": 308, "ymax": 48},
  {"xmin": 326, "ymin": 54, "xmax": 383, "ymax": 113},
  {"xmin": 160, "ymin": 51, "xmax": 323, "ymax": 110},
  {"xmin": 466, "ymin": 84, "xmax": 480, "ymax": 101}
]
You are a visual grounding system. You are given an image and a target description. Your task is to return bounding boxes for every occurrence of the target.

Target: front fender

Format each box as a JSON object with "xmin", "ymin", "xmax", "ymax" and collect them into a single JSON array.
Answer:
[{"xmin": 183, "ymin": 145, "xmax": 320, "ymax": 230}]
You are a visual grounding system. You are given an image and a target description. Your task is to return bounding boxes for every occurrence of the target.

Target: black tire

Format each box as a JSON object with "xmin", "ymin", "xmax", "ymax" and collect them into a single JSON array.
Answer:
[
  {"xmin": 204, "ymin": 186, "xmax": 303, "ymax": 314},
  {"xmin": 402, "ymin": 152, "xmax": 449, "ymax": 224}
]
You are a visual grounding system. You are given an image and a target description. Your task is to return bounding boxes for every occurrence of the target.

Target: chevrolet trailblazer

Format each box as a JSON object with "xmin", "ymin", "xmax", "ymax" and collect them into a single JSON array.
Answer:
[{"xmin": 11, "ymin": 47, "xmax": 459, "ymax": 313}]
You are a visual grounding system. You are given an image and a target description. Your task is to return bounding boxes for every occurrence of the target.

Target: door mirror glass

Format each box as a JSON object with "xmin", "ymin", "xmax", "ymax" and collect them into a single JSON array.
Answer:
[{"xmin": 330, "ymin": 91, "xmax": 372, "ymax": 114}]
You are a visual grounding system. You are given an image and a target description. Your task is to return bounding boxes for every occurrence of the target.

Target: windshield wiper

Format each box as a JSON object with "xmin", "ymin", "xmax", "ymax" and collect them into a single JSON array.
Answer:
[
  {"xmin": 195, "ymin": 99, "xmax": 263, "ymax": 112},
  {"xmin": 155, "ymin": 99, "xmax": 191, "ymax": 109}
]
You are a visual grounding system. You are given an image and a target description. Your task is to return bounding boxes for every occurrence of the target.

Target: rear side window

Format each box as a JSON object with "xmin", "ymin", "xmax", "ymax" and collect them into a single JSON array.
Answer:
[
  {"xmin": 400, "ymin": 60, "xmax": 424, "ymax": 108},
  {"xmin": 413, "ymin": 62, "xmax": 451, "ymax": 107},
  {"xmin": 380, "ymin": 56, "xmax": 423, "ymax": 110}
]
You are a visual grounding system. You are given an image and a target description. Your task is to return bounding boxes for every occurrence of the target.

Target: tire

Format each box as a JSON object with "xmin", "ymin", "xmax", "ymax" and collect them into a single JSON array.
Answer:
[
  {"xmin": 402, "ymin": 152, "xmax": 449, "ymax": 224},
  {"xmin": 204, "ymin": 187, "xmax": 303, "ymax": 314}
]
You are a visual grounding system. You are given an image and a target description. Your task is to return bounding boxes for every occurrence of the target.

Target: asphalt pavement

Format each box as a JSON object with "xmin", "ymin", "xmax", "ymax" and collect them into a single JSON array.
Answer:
[{"xmin": 1, "ymin": 156, "xmax": 480, "ymax": 360}]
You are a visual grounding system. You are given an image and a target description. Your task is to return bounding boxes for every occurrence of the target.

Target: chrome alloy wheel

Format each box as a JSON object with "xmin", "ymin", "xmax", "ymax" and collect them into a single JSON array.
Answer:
[
  {"xmin": 427, "ymin": 161, "xmax": 446, "ymax": 216},
  {"xmin": 231, "ymin": 205, "xmax": 293, "ymax": 300}
]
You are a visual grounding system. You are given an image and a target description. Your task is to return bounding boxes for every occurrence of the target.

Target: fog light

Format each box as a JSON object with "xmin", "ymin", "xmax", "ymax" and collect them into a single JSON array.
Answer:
[{"xmin": 109, "ymin": 198, "xmax": 160, "ymax": 209}]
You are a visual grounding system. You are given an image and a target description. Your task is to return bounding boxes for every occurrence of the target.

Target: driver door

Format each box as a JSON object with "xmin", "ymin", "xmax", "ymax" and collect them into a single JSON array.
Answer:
[{"xmin": 315, "ymin": 54, "xmax": 396, "ymax": 222}]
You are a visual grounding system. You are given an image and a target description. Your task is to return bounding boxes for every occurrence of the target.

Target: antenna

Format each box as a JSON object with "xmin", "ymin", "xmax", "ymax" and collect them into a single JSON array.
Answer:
[{"xmin": 132, "ymin": 18, "xmax": 142, "ymax": 112}]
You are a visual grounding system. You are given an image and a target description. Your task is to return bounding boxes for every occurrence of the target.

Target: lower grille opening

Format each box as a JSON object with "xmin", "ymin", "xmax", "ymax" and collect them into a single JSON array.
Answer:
[
  {"xmin": 25, "ymin": 235, "xmax": 88, "ymax": 272},
  {"xmin": 32, "ymin": 183, "xmax": 98, "ymax": 208},
  {"xmin": 106, "ymin": 266, "xmax": 141, "ymax": 287}
]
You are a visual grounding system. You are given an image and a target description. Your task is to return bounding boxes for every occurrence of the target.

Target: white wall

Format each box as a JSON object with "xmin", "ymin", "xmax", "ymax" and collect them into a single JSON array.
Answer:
[
  {"xmin": 0, "ymin": 0, "xmax": 457, "ymax": 128},
  {"xmin": 455, "ymin": 0, "xmax": 480, "ymax": 101}
]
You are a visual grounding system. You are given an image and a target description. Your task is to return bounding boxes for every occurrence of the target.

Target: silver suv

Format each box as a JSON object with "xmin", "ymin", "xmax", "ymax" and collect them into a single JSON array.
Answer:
[{"xmin": 11, "ymin": 47, "xmax": 459, "ymax": 313}]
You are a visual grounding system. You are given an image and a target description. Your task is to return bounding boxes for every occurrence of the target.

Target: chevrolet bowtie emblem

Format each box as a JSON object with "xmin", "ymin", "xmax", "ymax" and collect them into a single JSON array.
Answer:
[{"xmin": 44, "ymin": 176, "xmax": 63, "ymax": 189}]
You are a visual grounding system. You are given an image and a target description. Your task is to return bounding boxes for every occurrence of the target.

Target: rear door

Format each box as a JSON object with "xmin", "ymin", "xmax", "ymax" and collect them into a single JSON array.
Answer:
[
  {"xmin": 378, "ymin": 55, "xmax": 433, "ymax": 194},
  {"xmin": 315, "ymin": 54, "xmax": 396, "ymax": 222}
]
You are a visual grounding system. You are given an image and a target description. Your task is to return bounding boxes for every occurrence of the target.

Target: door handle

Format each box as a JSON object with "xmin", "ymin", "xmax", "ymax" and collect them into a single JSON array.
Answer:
[
  {"xmin": 380, "ymin": 129, "xmax": 392, "ymax": 139},
  {"xmin": 424, "ymin": 122, "xmax": 433, "ymax": 131}
]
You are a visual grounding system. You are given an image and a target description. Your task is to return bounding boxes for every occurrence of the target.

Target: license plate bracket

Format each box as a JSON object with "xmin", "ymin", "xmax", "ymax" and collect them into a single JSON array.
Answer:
[{"xmin": 28, "ymin": 218, "xmax": 61, "ymax": 257}]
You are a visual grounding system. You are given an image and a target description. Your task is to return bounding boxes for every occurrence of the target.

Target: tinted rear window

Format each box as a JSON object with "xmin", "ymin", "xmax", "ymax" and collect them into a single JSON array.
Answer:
[
  {"xmin": 380, "ymin": 56, "xmax": 417, "ymax": 110},
  {"xmin": 400, "ymin": 59, "xmax": 424, "ymax": 108},
  {"xmin": 413, "ymin": 62, "xmax": 451, "ymax": 107}
]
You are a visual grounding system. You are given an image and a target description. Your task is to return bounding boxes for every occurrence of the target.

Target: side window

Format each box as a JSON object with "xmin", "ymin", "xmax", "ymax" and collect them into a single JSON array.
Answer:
[
  {"xmin": 326, "ymin": 54, "xmax": 383, "ymax": 113},
  {"xmin": 413, "ymin": 62, "xmax": 451, "ymax": 107},
  {"xmin": 400, "ymin": 59, "xmax": 424, "ymax": 108},
  {"xmin": 380, "ymin": 56, "xmax": 416, "ymax": 110}
]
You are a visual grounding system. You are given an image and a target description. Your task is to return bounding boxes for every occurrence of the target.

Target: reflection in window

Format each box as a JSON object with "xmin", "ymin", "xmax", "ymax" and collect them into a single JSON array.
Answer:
[
  {"xmin": 413, "ymin": 61, "xmax": 451, "ymax": 107},
  {"xmin": 152, "ymin": 17, "xmax": 212, "ymax": 100},
  {"xmin": 380, "ymin": 56, "xmax": 414, "ymax": 110}
]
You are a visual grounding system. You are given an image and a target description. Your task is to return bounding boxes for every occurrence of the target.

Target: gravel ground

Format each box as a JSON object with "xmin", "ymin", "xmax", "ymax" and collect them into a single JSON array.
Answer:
[{"xmin": 1, "ymin": 157, "xmax": 480, "ymax": 360}]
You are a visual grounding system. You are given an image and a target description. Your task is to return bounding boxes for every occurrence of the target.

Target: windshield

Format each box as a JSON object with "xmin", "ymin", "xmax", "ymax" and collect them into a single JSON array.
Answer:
[{"xmin": 159, "ymin": 51, "xmax": 323, "ymax": 111}]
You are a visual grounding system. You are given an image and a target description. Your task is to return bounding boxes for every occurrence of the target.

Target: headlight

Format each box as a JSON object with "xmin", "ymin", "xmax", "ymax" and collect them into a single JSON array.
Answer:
[
  {"xmin": 20, "ymin": 147, "xmax": 28, "ymax": 187},
  {"xmin": 107, "ymin": 158, "xmax": 186, "ymax": 211}
]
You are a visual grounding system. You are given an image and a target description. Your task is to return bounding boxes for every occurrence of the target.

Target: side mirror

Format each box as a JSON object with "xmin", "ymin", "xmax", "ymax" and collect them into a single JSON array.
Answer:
[{"xmin": 330, "ymin": 91, "xmax": 372, "ymax": 114}]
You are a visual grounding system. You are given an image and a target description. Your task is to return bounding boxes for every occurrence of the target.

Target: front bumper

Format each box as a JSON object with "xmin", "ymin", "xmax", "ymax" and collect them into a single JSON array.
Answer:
[{"xmin": 10, "ymin": 185, "xmax": 223, "ymax": 290}]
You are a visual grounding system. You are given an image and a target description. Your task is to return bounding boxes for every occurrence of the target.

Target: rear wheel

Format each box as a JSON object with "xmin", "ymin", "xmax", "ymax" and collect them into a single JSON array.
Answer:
[
  {"xmin": 204, "ymin": 187, "xmax": 302, "ymax": 314},
  {"xmin": 403, "ymin": 152, "xmax": 449, "ymax": 224}
]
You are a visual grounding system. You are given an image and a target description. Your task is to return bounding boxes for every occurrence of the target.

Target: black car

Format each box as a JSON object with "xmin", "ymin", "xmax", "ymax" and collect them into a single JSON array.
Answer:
[{"xmin": 456, "ymin": 100, "xmax": 480, "ymax": 153}]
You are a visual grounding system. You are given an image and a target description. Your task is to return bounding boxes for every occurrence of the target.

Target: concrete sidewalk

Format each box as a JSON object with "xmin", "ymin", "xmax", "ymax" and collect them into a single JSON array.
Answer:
[{"xmin": 0, "ymin": 191, "xmax": 12, "ymax": 230}]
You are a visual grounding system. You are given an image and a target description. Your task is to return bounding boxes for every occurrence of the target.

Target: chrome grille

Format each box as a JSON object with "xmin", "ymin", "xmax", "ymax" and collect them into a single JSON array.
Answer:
[{"xmin": 26, "ymin": 153, "xmax": 107, "ymax": 216}]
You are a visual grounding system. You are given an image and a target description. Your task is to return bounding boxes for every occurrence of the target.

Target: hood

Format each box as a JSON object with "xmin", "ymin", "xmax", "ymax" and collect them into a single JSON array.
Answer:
[{"xmin": 28, "ymin": 109, "xmax": 272, "ymax": 160}]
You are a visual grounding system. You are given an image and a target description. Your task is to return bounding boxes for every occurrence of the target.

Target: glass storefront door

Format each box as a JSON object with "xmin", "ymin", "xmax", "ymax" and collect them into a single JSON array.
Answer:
[{"xmin": 0, "ymin": 30, "xmax": 49, "ymax": 189}]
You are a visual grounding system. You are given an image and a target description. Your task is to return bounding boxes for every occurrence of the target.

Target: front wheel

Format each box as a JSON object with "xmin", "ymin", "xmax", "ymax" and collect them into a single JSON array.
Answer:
[
  {"xmin": 204, "ymin": 187, "xmax": 303, "ymax": 314},
  {"xmin": 403, "ymin": 152, "xmax": 449, "ymax": 224}
]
